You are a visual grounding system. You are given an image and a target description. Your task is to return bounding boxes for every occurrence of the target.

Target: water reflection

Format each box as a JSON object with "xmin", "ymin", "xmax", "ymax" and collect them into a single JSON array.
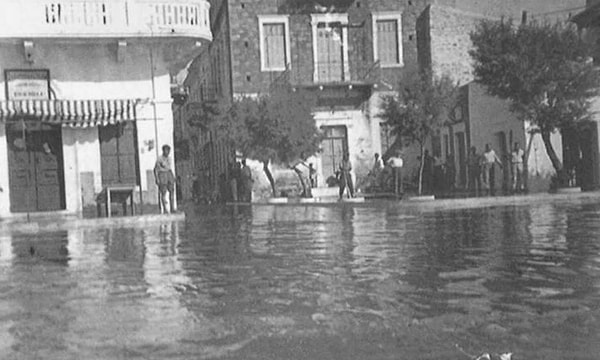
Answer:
[{"xmin": 0, "ymin": 201, "xmax": 598, "ymax": 359}]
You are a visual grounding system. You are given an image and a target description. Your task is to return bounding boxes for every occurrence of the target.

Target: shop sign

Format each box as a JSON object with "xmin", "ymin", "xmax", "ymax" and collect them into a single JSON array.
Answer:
[{"xmin": 5, "ymin": 69, "xmax": 50, "ymax": 100}]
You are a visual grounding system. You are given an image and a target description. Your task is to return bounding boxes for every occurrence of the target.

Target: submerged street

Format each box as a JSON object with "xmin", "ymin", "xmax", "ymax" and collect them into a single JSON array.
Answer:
[{"xmin": 0, "ymin": 197, "xmax": 599, "ymax": 359}]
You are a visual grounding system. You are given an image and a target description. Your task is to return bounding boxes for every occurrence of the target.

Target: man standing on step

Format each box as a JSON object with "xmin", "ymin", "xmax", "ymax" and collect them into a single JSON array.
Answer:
[
  {"xmin": 387, "ymin": 150, "xmax": 404, "ymax": 199},
  {"xmin": 338, "ymin": 153, "xmax": 354, "ymax": 199},
  {"xmin": 511, "ymin": 142, "xmax": 525, "ymax": 194}
]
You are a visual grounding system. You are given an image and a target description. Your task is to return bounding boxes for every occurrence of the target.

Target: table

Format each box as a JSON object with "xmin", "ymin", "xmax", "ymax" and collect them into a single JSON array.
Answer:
[{"xmin": 98, "ymin": 185, "xmax": 137, "ymax": 217}]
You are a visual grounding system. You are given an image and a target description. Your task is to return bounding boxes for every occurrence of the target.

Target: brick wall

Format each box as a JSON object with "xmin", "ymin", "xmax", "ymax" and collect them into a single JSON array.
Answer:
[
  {"xmin": 449, "ymin": 0, "xmax": 585, "ymax": 20},
  {"xmin": 224, "ymin": 0, "xmax": 429, "ymax": 94},
  {"xmin": 418, "ymin": 5, "xmax": 485, "ymax": 84}
]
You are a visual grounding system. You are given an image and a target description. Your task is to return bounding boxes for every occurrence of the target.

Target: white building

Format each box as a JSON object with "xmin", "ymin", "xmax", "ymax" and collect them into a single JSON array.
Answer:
[{"xmin": 0, "ymin": 0, "xmax": 211, "ymax": 218}]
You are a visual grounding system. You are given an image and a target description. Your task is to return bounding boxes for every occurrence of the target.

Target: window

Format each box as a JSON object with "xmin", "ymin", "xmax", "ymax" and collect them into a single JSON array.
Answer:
[
  {"xmin": 372, "ymin": 12, "xmax": 403, "ymax": 67},
  {"xmin": 311, "ymin": 13, "xmax": 350, "ymax": 82},
  {"xmin": 258, "ymin": 15, "xmax": 290, "ymax": 71},
  {"xmin": 99, "ymin": 122, "xmax": 139, "ymax": 186}
]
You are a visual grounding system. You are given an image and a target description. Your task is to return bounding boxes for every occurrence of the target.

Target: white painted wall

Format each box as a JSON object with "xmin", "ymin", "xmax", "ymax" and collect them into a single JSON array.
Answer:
[
  {"xmin": 314, "ymin": 107, "xmax": 374, "ymax": 190},
  {"xmin": 0, "ymin": 125, "xmax": 9, "ymax": 217},
  {"xmin": 0, "ymin": 40, "xmax": 176, "ymax": 216},
  {"xmin": 468, "ymin": 83, "xmax": 560, "ymax": 192}
]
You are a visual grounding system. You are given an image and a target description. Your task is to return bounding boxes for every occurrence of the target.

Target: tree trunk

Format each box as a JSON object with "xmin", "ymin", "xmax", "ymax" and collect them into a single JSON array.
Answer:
[
  {"xmin": 418, "ymin": 144, "xmax": 425, "ymax": 196},
  {"xmin": 263, "ymin": 161, "xmax": 277, "ymax": 197},
  {"xmin": 292, "ymin": 166, "xmax": 308, "ymax": 197},
  {"xmin": 540, "ymin": 130, "xmax": 567, "ymax": 186},
  {"xmin": 523, "ymin": 131, "xmax": 537, "ymax": 192}
]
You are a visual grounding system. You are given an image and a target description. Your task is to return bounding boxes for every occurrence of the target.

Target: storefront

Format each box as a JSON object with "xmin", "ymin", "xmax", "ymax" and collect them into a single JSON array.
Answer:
[{"xmin": 0, "ymin": 97, "xmax": 142, "ymax": 214}]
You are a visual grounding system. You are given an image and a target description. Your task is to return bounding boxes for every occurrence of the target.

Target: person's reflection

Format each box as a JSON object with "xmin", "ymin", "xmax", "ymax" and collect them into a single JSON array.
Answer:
[
  {"xmin": 104, "ymin": 228, "xmax": 145, "ymax": 265},
  {"xmin": 12, "ymin": 231, "xmax": 70, "ymax": 266},
  {"xmin": 159, "ymin": 222, "xmax": 180, "ymax": 256}
]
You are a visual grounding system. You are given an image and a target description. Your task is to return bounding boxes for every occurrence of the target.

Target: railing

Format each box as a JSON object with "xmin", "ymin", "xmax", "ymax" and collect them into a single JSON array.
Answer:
[
  {"xmin": 282, "ymin": 61, "xmax": 381, "ymax": 86},
  {"xmin": 0, "ymin": 0, "xmax": 211, "ymax": 40}
]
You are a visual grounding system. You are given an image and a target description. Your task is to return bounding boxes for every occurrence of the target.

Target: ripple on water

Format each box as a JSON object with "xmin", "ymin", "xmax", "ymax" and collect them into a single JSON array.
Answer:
[{"xmin": 0, "ymin": 202, "xmax": 597, "ymax": 359}]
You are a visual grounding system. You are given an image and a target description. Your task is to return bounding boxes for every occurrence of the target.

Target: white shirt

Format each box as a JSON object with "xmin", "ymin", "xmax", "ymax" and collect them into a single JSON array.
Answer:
[
  {"xmin": 511, "ymin": 149, "xmax": 524, "ymax": 164},
  {"xmin": 388, "ymin": 156, "xmax": 403, "ymax": 168},
  {"xmin": 483, "ymin": 150, "xmax": 500, "ymax": 165}
]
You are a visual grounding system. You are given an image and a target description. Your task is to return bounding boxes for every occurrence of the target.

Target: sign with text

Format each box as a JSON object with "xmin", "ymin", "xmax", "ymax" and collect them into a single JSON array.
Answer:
[{"xmin": 5, "ymin": 69, "xmax": 50, "ymax": 100}]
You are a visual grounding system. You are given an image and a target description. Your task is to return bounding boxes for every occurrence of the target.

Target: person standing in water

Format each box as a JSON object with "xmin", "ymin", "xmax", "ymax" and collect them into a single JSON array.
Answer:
[
  {"xmin": 338, "ymin": 153, "xmax": 354, "ymax": 199},
  {"xmin": 154, "ymin": 144, "xmax": 176, "ymax": 214}
]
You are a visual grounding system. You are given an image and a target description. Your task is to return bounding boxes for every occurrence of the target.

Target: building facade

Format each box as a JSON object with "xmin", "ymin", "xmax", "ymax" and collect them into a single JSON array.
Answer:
[
  {"xmin": 0, "ymin": 0, "xmax": 211, "ymax": 217},
  {"xmin": 175, "ymin": 0, "xmax": 430, "ymax": 200}
]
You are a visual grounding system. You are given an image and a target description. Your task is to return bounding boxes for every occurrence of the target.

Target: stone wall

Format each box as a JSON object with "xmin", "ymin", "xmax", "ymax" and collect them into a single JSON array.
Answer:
[{"xmin": 437, "ymin": 0, "xmax": 585, "ymax": 20}]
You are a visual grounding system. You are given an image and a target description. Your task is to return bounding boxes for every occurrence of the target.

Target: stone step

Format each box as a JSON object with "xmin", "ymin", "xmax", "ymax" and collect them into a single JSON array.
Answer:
[{"xmin": 311, "ymin": 187, "xmax": 339, "ymax": 198}]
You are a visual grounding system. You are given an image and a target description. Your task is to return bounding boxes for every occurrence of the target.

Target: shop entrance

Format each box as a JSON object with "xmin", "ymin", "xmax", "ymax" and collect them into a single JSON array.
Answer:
[{"xmin": 6, "ymin": 122, "xmax": 65, "ymax": 212}]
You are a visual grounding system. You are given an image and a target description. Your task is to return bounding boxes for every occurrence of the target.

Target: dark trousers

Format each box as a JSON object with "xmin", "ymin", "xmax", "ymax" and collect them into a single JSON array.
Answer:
[
  {"xmin": 482, "ymin": 164, "xmax": 496, "ymax": 195},
  {"xmin": 393, "ymin": 167, "xmax": 403, "ymax": 197},
  {"xmin": 339, "ymin": 171, "xmax": 354, "ymax": 198},
  {"xmin": 468, "ymin": 167, "xmax": 481, "ymax": 197}
]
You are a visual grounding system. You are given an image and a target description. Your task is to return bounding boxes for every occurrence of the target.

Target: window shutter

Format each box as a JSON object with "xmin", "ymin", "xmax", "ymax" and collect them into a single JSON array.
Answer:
[
  {"xmin": 377, "ymin": 19, "xmax": 399, "ymax": 64},
  {"xmin": 263, "ymin": 23, "xmax": 286, "ymax": 69}
]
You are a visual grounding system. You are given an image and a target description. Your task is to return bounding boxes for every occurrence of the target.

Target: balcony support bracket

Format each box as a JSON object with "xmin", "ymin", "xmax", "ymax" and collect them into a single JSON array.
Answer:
[
  {"xmin": 23, "ymin": 41, "xmax": 35, "ymax": 64},
  {"xmin": 117, "ymin": 40, "xmax": 128, "ymax": 63}
]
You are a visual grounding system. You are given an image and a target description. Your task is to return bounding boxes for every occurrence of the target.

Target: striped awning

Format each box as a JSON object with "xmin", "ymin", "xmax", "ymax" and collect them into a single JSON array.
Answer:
[{"xmin": 0, "ymin": 99, "xmax": 139, "ymax": 127}]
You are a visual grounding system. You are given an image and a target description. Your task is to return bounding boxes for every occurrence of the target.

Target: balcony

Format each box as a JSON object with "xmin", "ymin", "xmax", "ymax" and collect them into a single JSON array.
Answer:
[
  {"xmin": 0, "ymin": 0, "xmax": 211, "ymax": 42},
  {"xmin": 271, "ymin": 61, "xmax": 381, "ymax": 108},
  {"xmin": 284, "ymin": 61, "xmax": 381, "ymax": 87}
]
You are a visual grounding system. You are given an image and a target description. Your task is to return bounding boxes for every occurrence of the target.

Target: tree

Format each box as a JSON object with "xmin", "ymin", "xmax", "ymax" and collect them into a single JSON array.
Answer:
[
  {"xmin": 470, "ymin": 19, "xmax": 600, "ymax": 185},
  {"xmin": 379, "ymin": 70, "xmax": 458, "ymax": 195},
  {"xmin": 216, "ymin": 86, "xmax": 321, "ymax": 197}
]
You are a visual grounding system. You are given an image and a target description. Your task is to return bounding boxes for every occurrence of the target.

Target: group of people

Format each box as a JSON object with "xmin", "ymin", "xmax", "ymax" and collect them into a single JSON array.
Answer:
[
  {"xmin": 468, "ymin": 142, "xmax": 524, "ymax": 197},
  {"xmin": 154, "ymin": 141, "xmax": 525, "ymax": 209}
]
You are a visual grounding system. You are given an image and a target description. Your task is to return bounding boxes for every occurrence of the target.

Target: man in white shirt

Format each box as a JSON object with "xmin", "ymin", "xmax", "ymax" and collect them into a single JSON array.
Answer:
[
  {"xmin": 387, "ymin": 150, "xmax": 404, "ymax": 198},
  {"xmin": 368, "ymin": 153, "xmax": 385, "ymax": 190},
  {"xmin": 511, "ymin": 142, "xmax": 525, "ymax": 193},
  {"xmin": 481, "ymin": 143, "xmax": 503, "ymax": 196},
  {"xmin": 154, "ymin": 145, "xmax": 175, "ymax": 214}
]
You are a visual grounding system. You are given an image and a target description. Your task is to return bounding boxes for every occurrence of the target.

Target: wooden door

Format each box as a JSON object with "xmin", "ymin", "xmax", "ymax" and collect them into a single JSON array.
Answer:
[
  {"xmin": 455, "ymin": 132, "xmax": 466, "ymax": 188},
  {"xmin": 320, "ymin": 126, "xmax": 347, "ymax": 183},
  {"xmin": 6, "ymin": 123, "xmax": 64, "ymax": 212}
]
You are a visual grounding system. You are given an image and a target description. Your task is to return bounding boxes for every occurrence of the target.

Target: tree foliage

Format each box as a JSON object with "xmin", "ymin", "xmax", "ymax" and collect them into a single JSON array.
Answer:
[
  {"xmin": 470, "ymin": 19, "xmax": 600, "ymax": 181},
  {"xmin": 379, "ymin": 70, "xmax": 458, "ymax": 194},
  {"xmin": 215, "ymin": 86, "xmax": 322, "ymax": 196}
]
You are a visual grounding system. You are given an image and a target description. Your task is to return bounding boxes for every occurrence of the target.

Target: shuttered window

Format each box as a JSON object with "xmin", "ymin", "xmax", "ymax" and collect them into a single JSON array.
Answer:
[
  {"xmin": 259, "ymin": 15, "xmax": 290, "ymax": 71},
  {"xmin": 99, "ymin": 122, "xmax": 139, "ymax": 186},
  {"xmin": 377, "ymin": 19, "xmax": 399, "ymax": 65},
  {"xmin": 263, "ymin": 23, "xmax": 286, "ymax": 69}
]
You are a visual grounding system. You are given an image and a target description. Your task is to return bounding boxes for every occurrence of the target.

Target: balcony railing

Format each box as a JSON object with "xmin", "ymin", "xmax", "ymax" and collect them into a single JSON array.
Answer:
[
  {"xmin": 276, "ymin": 61, "xmax": 381, "ymax": 87},
  {"xmin": 0, "ymin": 0, "xmax": 211, "ymax": 41}
]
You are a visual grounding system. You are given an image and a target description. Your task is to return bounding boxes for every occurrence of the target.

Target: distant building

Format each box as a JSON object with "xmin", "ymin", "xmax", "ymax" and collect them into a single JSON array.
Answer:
[
  {"xmin": 0, "ymin": 1, "xmax": 212, "ymax": 217},
  {"xmin": 416, "ymin": 1, "xmax": 587, "ymax": 193},
  {"xmin": 175, "ymin": 0, "xmax": 429, "ymax": 200}
]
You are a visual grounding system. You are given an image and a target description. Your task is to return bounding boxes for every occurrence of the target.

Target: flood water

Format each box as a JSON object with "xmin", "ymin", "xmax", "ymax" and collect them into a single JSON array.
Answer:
[{"xmin": 0, "ymin": 200, "xmax": 599, "ymax": 359}]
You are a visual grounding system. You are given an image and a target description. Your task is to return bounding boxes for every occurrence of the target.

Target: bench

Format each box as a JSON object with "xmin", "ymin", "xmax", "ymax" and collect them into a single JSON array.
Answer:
[{"xmin": 96, "ymin": 185, "xmax": 137, "ymax": 217}]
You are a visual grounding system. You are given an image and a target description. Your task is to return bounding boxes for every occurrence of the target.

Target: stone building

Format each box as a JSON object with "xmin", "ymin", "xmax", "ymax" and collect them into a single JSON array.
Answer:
[
  {"xmin": 0, "ymin": 1, "xmax": 212, "ymax": 217},
  {"xmin": 175, "ymin": 0, "xmax": 430, "ymax": 201}
]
